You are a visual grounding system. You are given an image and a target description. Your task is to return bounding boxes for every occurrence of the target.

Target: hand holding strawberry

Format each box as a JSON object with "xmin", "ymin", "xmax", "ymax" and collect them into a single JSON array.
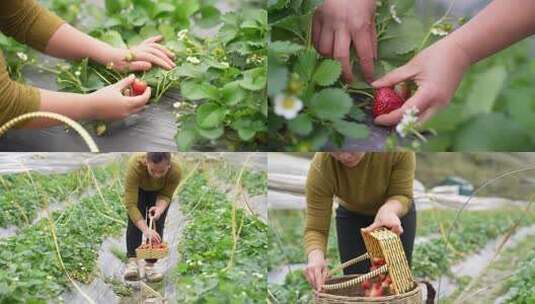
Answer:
[{"xmin": 372, "ymin": 37, "xmax": 471, "ymax": 126}]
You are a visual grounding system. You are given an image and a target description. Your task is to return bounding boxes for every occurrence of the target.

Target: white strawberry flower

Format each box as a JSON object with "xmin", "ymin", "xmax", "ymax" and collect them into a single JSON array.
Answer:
[
  {"xmin": 177, "ymin": 29, "xmax": 189, "ymax": 41},
  {"xmin": 274, "ymin": 94, "xmax": 303, "ymax": 120},
  {"xmin": 173, "ymin": 102, "xmax": 181, "ymax": 109},
  {"xmin": 390, "ymin": 5, "xmax": 402, "ymax": 24},
  {"xmin": 16, "ymin": 52, "xmax": 28, "ymax": 62},
  {"xmin": 396, "ymin": 106, "xmax": 419, "ymax": 138},
  {"xmin": 186, "ymin": 56, "xmax": 200, "ymax": 64},
  {"xmin": 431, "ymin": 25, "xmax": 449, "ymax": 37}
]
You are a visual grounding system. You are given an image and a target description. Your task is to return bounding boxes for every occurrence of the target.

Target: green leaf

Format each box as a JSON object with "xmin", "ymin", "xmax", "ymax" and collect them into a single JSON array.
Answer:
[
  {"xmin": 453, "ymin": 113, "xmax": 532, "ymax": 151},
  {"xmin": 176, "ymin": 128, "xmax": 197, "ymax": 151},
  {"xmin": 288, "ymin": 114, "xmax": 313, "ymax": 136},
  {"xmin": 198, "ymin": 126, "xmax": 224, "ymax": 140},
  {"xmin": 196, "ymin": 103, "xmax": 226, "ymax": 129},
  {"xmin": 310, "ymin": 88, "xmax": 353, "ymax": 121},
  {"xmin": 195, "ymin": 5, "xmax": 221, "ymax": 28},
  {"xmin": 333, "ymin": 120, "xmax": 369, "ymax": 139},
  {"xmin": 270, "ymin": 41, "xmax": 305, "ymax": 56},
  {"xmin": 313, "ymin": 59, "xmax": 342, "ymax": 86},
  {"xmin": 268, "ymin": 56, "xmax": 288, "ymax": 96},
  {"xmin": 379, "ymin": 17, "xmax": 425, "ymax": 58},
  {"xmin": 238, "ymin": 129, "xmax": 256, "ymax": 141},
  {"xmin": 220, "ymin": 81, "xmax": 246, "ymax": 105},
  {"xmin": 463, "ymin": 65, "xmax": 507, "ymax": 117},
  {"xmin": 99, "ymin": 30, "xmax": 127, "ymax": 49},
  {"xmin": 294, "ymin": 48, "xmax": 317, "ymax": 81},
  {"xmin": 240, "ymin": 67, "xmax": 267, "ymax": 91},
  {"xmin": 180, "ymin": 81, "xmax": 219, "ymax": 100}
]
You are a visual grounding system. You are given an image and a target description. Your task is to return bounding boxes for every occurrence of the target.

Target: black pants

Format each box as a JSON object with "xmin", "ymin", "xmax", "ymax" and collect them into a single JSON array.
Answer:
[
  {"xmin": 335, "ymin": 203, "xmax": 416, "ymax": 275},
  {"xmin": 126, "ymin": 188, "xmax": 169, "ymax": 263}
]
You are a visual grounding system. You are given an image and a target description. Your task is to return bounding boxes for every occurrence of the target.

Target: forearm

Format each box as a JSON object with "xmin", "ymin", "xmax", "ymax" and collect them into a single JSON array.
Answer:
[
  {"xmin": 135, "ymin": 218, "xmax": 150, "ymax": 234},
  {"xmin": 447, "ymin": 0, "xmax": 535, "ymax": 64},
  {"xmin": 23, "ymin": 89, "xmax": 93, "ymax": 128},
  {"xmin": 155, "ymin": 198, "xmax": 170, "ymax": 210},
  {"xmin": 44, "ymin": 23, "xmax": 119, "ymax": 65},
  {"xmin": 307, "ymin": 248, "xmax": 325, "ymax": 261},
  {"xmin": 379, "ymin": 199, "xmax": 405, "ymax": 218}
]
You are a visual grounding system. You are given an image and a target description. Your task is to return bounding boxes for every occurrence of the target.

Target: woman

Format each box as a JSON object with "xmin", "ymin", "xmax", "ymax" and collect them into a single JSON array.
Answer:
[
  {"xmin": 1, "ymin": 0, "xmax": 175, "ymax": 128},
  {"xmin": 123, "ymin": 152, "xmax": 181, "ymax": 282},
  {"xmin": 304, "ymin": 152, "xmax": 416, "ymax": 291}
]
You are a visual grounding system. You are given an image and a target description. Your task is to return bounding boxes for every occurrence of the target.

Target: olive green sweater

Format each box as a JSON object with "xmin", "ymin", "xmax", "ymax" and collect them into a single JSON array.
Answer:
[
  {"xmin": 304, "ymin": 152, "xmax": 415, "ymax": 255},
  {"xmin": 124, "ymin": 153, "xmax": 181, "ymax": 223},
  {"xmin": 0, "ymin": 0, "xmax": 65, "ymax": 126}
]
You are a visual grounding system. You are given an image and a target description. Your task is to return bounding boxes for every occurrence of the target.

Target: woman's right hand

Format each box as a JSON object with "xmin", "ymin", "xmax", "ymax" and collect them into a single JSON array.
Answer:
[
  {"xmin": 88, "ymin": 75, "xmax": 151, "ymax": 120},
  {"xmin": 144, "ymin": 229, "xmax": 162, "ymax": 244},
  {"xmin": 304, "ymin": 249, "xmax": 328, "ymax": 291}
]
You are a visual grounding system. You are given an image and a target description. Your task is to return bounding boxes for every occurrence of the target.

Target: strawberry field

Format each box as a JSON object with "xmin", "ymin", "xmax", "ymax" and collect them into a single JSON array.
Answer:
[
  {"xmin": 0, "ymin": 153, "xmax": 268, "ymax": 304},
  {"xmin": 267, "ymin": 0, "xmax": 535, "ymax": 151},
  {"xmin": 1, "ymin": 0, "xmax": 267, "ymax": 151}
]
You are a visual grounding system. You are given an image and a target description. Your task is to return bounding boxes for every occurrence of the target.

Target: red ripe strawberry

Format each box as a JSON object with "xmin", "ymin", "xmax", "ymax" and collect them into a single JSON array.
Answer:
[
  {"xmin": 369, "ymin": 283, "xmax": 384, "ymax": 297},
  {"xmin": 361, "ymin": 279, "xmax": 371, "ymax": 290},
  {"xmin": 132, "ymin": 78, "xmax": 148, "ymax": 96},
  {"xmin": 373, "ymin": 87, "xmax": 405, "ymax": 118},
  {"xmin": 372, "ymin": 258, "xmax": 386, "ymax": 267}
]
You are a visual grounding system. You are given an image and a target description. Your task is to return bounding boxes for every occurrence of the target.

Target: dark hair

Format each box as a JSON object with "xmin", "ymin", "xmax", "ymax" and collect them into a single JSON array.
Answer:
[{"xmin": 147, "ymin": 152, "xmax": 171, "ymax": 164}]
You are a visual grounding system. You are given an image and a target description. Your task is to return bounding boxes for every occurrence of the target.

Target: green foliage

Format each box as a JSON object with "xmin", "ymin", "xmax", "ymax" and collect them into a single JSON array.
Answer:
[
  {"xmin": 267, "ymin": 0, "xmax": 428, "ymax": 151},
  {"xmin": 174, "ymin": 173, "xmax": 267, "ymax": 303},
  {"xmin": 412, "ymin": 207, "xmax": 535, "ymax": 279},
  {"xmin": 0, "ymin": 164, "xmax": 118, "ymax": 228},
  {"xmin": 423, "ymin": 42, "xmax": 535, "ymax": 151},
  {"xmin": 0, "ymin": 165, "xmax": 125, "ymax": 303}
]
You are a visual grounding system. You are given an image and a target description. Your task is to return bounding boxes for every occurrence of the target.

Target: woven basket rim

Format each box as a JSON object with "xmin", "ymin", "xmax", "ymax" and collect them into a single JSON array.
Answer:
[{"xmin": 316, "ymin": 278, "xmax": 420, "ymax": 301}]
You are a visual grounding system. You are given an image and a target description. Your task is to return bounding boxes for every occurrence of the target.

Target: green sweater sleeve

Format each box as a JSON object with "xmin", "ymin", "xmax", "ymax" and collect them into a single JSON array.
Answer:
[
  {"xmin": 385, "ymin": 152, "xmax": 415, "ymax": 216},
  {"xmin": 0, "ymin": 0, "xmax": 65, "ymax": 52},
  {"xmin": 157, "ymin": 164, "xmax": 181, "ymax": 203},
  {"xmin": 124, "ymin": 157, "xmax": 143, "ymax": 223},
  {"xmin": 304, "ymin": 154, "xmax": 335, "ymax": 256},
  {"xmin": 0, "ymin": 51, "xmax": 40, "ymax": 126},
  {"xmin": 0, "ymin": 0, "xmax": 65, "ymax": 126}
]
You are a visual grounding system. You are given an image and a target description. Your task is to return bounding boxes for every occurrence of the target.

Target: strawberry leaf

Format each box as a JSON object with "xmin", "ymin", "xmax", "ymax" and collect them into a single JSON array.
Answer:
[
  {"xmin": 310, "ymin": 88, "xmax": 352, "ymax": 121},
  {"xmin": 333, "ymin": 120, "xmax": 369, "ymax": 139},
  {"xmin": 313, "ymin": 59, "xmax": 342, "ymax": 86}
]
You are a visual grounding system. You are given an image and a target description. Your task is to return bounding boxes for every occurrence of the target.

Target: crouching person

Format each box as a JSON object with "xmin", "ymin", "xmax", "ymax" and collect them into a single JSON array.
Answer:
[{"xmin": 123, "ymin": 152, "xmax": 181, "ymax": 282}]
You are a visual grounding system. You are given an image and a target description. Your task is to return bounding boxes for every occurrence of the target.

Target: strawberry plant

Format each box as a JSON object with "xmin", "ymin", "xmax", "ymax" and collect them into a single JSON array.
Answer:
[
  {"xmin": 174, "ymin": 172, "xmax": 267, "ymax": 302},
  {"xmin": 267, "ymin": 0, "xmax": 440, "ymax": 151},
  {"xmin": 0, "ymin": 164, "xmax": 125, "ymax": 303},
  {"xmin": 0, "ymin": 164, "xmax": 118, "ymax": 228},
  {"xmin": 7, "ymin": 0, "xmax": 268, "ymax": 151}
]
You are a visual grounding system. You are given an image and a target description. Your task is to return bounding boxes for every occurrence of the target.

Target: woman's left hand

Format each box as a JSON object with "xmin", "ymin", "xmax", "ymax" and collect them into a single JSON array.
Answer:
[
  {"xmin": 108, "ymin": 35, "xmax": 176, "ymax": 72},
  {"xmin": 362, "ymin": 207, "xmax": 403, "ymax": 235},
  {"xmin": 149, "ymin": 206, "xmax": 164, "ymax": 220}
]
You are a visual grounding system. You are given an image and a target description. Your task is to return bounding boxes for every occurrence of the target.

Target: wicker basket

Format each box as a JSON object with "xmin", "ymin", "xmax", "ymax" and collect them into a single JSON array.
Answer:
[
  {"xmin": 315, "ymin": 228, "xmax": 422, "ymax": 304},
  {"xmin": 135, "ymin": 216, "xmax": 169, "ymax": 260}
]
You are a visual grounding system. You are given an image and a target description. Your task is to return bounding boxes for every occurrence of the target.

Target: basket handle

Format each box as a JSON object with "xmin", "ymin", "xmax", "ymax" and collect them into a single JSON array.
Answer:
[
  {"xmin": 328, "ymin": 253, "xmax": 370, "ymax": 276},
  {"xmin": 322, "ymin": 264, "xmax": 388, "ymax": 291},
  {"xmin": 0, "ymin": 111, "xmax": 99, "ymax": 152},
  {"xmin": 144, "ymin": 212, "xmax": 157, "ymax": 246}
]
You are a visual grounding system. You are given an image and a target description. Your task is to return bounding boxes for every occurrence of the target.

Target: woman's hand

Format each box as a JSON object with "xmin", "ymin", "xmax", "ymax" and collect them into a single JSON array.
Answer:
[
  {"xmin": 107, "ymin": 35, "xmax": 176, "ymax": 72},
  {"xmin": 149, "ymin": 206, "xmax": 164, "ymax": 220},
  {"xmin": 88, "ymin": 75, "xmax": 151, "ymax": 120},
  {"xmin": 312, "ymin": 0, "xmax": 377, "ymax": 83},
  {"xmin": 372, "ymin": 37, "xmax": 472, "ymax": 126},
  {"xmin": 304, "ymin": 249, "xmax": 329, "ymax": 291},
  {"xmin": 144, "ymin": 229, "xmax": 162, "ymax": 244},
  {"xmin": 363, "ymin": 201, "xmax": 405, "ymax": 235}
]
